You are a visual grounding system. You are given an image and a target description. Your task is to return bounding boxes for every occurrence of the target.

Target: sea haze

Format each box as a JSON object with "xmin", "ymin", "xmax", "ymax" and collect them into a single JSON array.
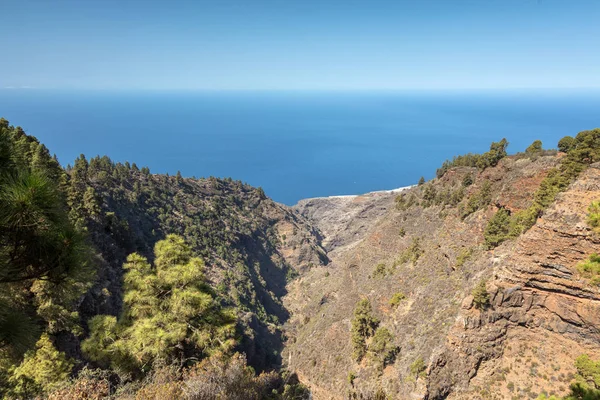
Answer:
[{"xmin": 1, "ymin": 89, "xmax": 599, "ymax": 205}]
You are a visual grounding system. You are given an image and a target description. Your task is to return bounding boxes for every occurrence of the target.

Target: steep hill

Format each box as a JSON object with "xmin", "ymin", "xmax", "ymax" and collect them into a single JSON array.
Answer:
[
  {"xmin": 67, "ymin": 156, "xmax": 328, "ymax": 370},
  {"xmin": 282, "ymin": 144, "xmax": 600, "ymax": 399},
  {"xmin": 3, "ymin": 115, "xmax": 600, "ymax": 400}
]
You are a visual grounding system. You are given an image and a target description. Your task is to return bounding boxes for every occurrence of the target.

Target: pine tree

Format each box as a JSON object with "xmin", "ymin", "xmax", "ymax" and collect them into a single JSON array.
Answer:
[{"xmin": 83, "ymin": 235, "xmax": 237, "ymax": 376}]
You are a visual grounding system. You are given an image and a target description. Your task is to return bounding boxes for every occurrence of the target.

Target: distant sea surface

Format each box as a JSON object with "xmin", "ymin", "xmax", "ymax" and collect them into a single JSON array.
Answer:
[{"xmin": 1, "ymin": 89, "xmax": 599, "ymax": 205}]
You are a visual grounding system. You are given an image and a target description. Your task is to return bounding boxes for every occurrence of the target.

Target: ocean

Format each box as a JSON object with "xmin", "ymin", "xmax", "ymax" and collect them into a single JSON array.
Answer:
[{"xmin": 1, "ymin": 89, "xmax": 599, "ymax": 205}]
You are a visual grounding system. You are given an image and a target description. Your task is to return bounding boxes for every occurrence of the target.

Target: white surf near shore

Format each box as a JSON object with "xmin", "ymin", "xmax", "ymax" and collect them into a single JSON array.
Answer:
[{"xmin": 313, "ymin": 185, "xmax": 415, "ymax": 200}]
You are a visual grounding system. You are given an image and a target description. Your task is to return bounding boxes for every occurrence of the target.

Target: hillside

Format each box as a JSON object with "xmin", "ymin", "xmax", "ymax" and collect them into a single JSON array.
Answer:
[
  {"xmin": 282, "ymin": 138, "xmax": 600, "ymax": 399},
  {"xmin": 3, "ymin": 116, "xmax": 600, "ymax": 400}
]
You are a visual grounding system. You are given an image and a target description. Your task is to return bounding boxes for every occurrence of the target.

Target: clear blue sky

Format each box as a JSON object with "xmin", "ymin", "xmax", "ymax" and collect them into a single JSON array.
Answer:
[{"xmin": 1, "ymin": 0, "xmax": 599, "ymax": 90}]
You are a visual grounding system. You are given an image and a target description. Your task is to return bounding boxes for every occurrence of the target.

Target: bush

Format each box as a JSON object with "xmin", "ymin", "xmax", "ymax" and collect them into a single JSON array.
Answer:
[
  {"xmin": 395, "ymin": 193, "xmax": 417, "ymax": 211},
  {"xmin": 472, "ymin": 280, "xmax": 490, "ymax": 310},
  {"xmin": 437, "ymin": 138, "xmax": 508, "ymax": 178},
  {"xmin": 576, "ymin": 254, "xmax": 600, "ymax": 284},
  {"xmin": 369, "ymin": 327, "xmax": 398, "ymax": 368},
  {"xmin": 9, "ymin": 334, "xmax": 74, "ymax": 398},
  {"xmin": 396, "ymin": 238, "xmax": 424, "ymax": 266},
  {"xmin": 398, "ymin": 227, "xmax": 406, "ymax": 237},
  {"xmin": 558, "ymin": 135, "xmax": 576, "ymax": 153},
  {"xmin": 460, "ymin": 180, "xmax": 492, "ymax": 219},
  {"xmin": 373, "ymin": 263, "xmax": 388, "ymax": 278},
  {"xmin": 455, "ymin": 248, "xmax": 473, "ymax": 268},
  {"xmin": 351, "ymin": 299, "xmax": 379, "ymax": 361},
  {"xmin": 526, "ymin": 140, "xmax": 543, "ymax": 154},
  {"xmin": 410, "ymin": 357, "xmax": 426, "ymax": 378},
  {"xmin": 587, "ymin": 201, "xmax": 600, "ymax": 233},
  {"xmin": 389, "ymin": 293, "xmax": 406, "ymax": 309},
  {"xmin": 462, "ymin": 173, "xmax": 474, "ymax": 187},
  {"xmin": 484, "ymin": 208, "xmax": 511, "ymax": 249}
]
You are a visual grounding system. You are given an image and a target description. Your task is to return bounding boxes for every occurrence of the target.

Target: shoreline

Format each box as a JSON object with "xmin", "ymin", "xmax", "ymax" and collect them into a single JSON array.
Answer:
[{"xmin": 297, "ymin": 185, "xmax": 414, "ymax": 202}]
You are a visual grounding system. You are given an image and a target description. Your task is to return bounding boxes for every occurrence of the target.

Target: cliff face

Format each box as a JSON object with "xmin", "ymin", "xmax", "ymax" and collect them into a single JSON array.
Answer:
[
  {"xmin": 428, "ymin": 162, "xmax": 600, "ymax": 400},
  {"xmin": 279, "ymin": 153, "xmax": 600, "ymax": 399}
]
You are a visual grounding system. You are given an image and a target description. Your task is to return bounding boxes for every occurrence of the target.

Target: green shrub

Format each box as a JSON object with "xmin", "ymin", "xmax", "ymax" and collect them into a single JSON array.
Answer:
[
  {"xmin": 462, "ymin": 173, "xmax": 474, "ymax": 187},
  {"xmin": 418, "ymin": 176, "xmax": 425, "ymax": 186},
  {"xmin": 461, "ymin": 180, "xmax": 492, "ymax": 219},
  {"xmin": 396, "ymin": 237, "xmax": 424, "ymax": 266},
  {"xmin": 410, "ymin": 357, "xmax": 426, "ymax": 378},
  {"xmin": 422, "ymin": 184, "xmax": 437, "ymax": 207},
  {"xmin": 484, "ymin": 208, "xmax": 511, "ymax": 249},
  {"xmin": 587, "ymin": 201, "xmax": 600, "ymax": 233},
  {"xmin": 455, "ymin": 248, "xmax": 473, "ymax": 268},
  {"xmin": 472, "ymin": 280, "xmax": 490, "ymax": 310},
  {"xmin": 558, "ymin": 135, "xmax": 576, "ymax": 153},
  {"xmin": 369, "ymin": 327, "xmax": 398, "ymax": 368},
  {"xmin": 350, "ymin": 299, "xmax": 379, "ymax": 362},
  {"xmin": 436, "ymin": 138, "xmax": 508, "ymax": 178},
  {"xmin": 576, "ymin": 254, "xmax": 600, "ymax": 284},
  {"xmin": 398, "ymin": 227, "xmax": 406, "ymax": 237},
  {"xmin": 389, "ymin": 292, "xmax": 406, "ymax": 308},
  {"xmin": 526, "ymin": 140, "xmax": 543, "ymax": 154},
  {"xmin": 373, "ymin": 263, "xmax": 388, "ymax": 278},
  {"xmin": 8, "ymin": 334, "xmax": 74, "ymax": 398},
  {"xmin": 395, "ymin": 193, "xmax": 417, "ymax": 211}
]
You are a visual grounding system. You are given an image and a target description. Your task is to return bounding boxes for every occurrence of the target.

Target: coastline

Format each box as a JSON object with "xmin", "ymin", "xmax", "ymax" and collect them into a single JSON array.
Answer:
[{"xmin": 296, "ymin": 184, "xmax": 414, "ymax": 203}]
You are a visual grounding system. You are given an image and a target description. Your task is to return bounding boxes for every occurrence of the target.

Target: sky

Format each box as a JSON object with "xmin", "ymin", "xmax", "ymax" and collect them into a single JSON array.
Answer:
[{"xmin": 1, "ymin": 0, "xmax": 600, "ymax": 91}]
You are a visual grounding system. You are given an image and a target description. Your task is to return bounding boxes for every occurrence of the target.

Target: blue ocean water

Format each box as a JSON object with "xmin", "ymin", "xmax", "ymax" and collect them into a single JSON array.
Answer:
[{"xmin": 0, "ymin": 90, "xmax": 599, "ymax": 205}]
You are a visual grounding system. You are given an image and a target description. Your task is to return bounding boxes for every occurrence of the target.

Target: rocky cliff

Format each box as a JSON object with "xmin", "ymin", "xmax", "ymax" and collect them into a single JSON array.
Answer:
[{"xmin": 280, "ymin": 152, "xmax": 600, "ymax": 399}]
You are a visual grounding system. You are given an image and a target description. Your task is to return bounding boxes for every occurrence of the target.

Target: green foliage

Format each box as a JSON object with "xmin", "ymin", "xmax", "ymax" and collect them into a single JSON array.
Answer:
[
  {"xmin": 472, "ymin": 280, "xmax": 490, "ymax": 310},
  {"xmin": 437, "ymin": 138, "xmax": 508, "ymax": 178},
  {"xmin": 455, "ymin": 248, "xmax": 473, "ymax": 269},
  {"xmin": 398, "ymin": 227, "xmax": 406, "ymax": 237},
  {"xmin": 484, "ymin": 208, "xmax": 511, "ymax": 249},
  {"xmin": 372, "ymin": 263, "xmax": 388, "ymax": 278},
  {"xmin": 368, "ymin": 327, "xmax": 398, "ymax": 368},
  {"xmin": 558, "ymin": 136, "xmax": 576, "ymax": 153},
  {"xmin": 0, "ymin": 119, "xmax": 93, "ymax": 397},
  {"xmin": 351, "ymin": 299, "xmax": 379, "ymax": 362},
  {"xmin": 395, "ymin": 192, "xmax": 417, "ymax": 211},
  {"xmin": 576, "ymin": 254, "xmax": 600, "ymax": 285},
  {"xmin": 410, "ymin": 356, "xmax": 426, "ymax": 378},
  {"xmin": 348, "ymin": 371, "xmax": 356, "ymax": 386},
  {"xmin": 389, "ymin": 292, "xmax": 406, "ymax": 308},
  {"xmin": 82, "ymin": 235, "xmax": 237, "ymax": 376},
  {"xmin": 460, "ymin": 180, "xmax": 492, "ymax": 219},
  {"xmin": 8, "ymin": 334, "xmax": 74, "ymax": 398},
  {"xmin": 556, "ymin": 354, "xmax": 600, "ymax": 399},
  {"xmin": 587, "ymin": 201, "xmax": 600, "ymax": 233},
  {"xmin": 396, "ymin": 237, "xmax": 424, "ymax": 266},
  {"xmin": 483, "ymin": 130, "xmax": 600, "ymax": 248},
  {"xmin": 462, "ymin": 173, "xmax": 474, "ymax": 187},
  {"xmin": 526, "ymin": 140, "xmax": 543, "ymax": 154},
  {"xmin": 422, "ymin": 184, "xmax": 437, "ymax": 207},
  {"xmin": 418, "ymin": 176, "xmax": 425, "ymax": 186}
]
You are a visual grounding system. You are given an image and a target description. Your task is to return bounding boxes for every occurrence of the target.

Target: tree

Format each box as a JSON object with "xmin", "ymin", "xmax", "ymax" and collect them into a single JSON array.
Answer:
[
  {"xmin": 82, "ymin": 235, "xmax": 237, "ymax": 376},
  {"xmin": 350, "ymin": 299, "xmax": 379, "ymax": 361},
  {"xmin": 472, "ymin": 280, "xmax": 489, "ymax": 310},
  {"xmin": 418, "ymin": 176, "xmax": 425, "ymax": 186},
  {"xmin": 369, "ymin": 327, "xmax": 397, "ymax": 368},
  {"xmin": 484, "ymin": 208, "xmax": 511, "ymax": 249},
  {"xmin": 8, "ymin": 334, "xmax": 74, "ymax": 398},
  {"xmin": 526, "ymin": 140, "xmax": 543, "ymax": 154},
  {"xmin": 558, "ymin": 135, "xmax": 576, "ymax": 153}
]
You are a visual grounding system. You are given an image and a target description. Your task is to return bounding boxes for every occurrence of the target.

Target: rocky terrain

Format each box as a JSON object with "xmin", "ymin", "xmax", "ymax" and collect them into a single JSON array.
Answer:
[{"xmin": 279, "ymin": 152, "xmax": 600, "ymax": 399}]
